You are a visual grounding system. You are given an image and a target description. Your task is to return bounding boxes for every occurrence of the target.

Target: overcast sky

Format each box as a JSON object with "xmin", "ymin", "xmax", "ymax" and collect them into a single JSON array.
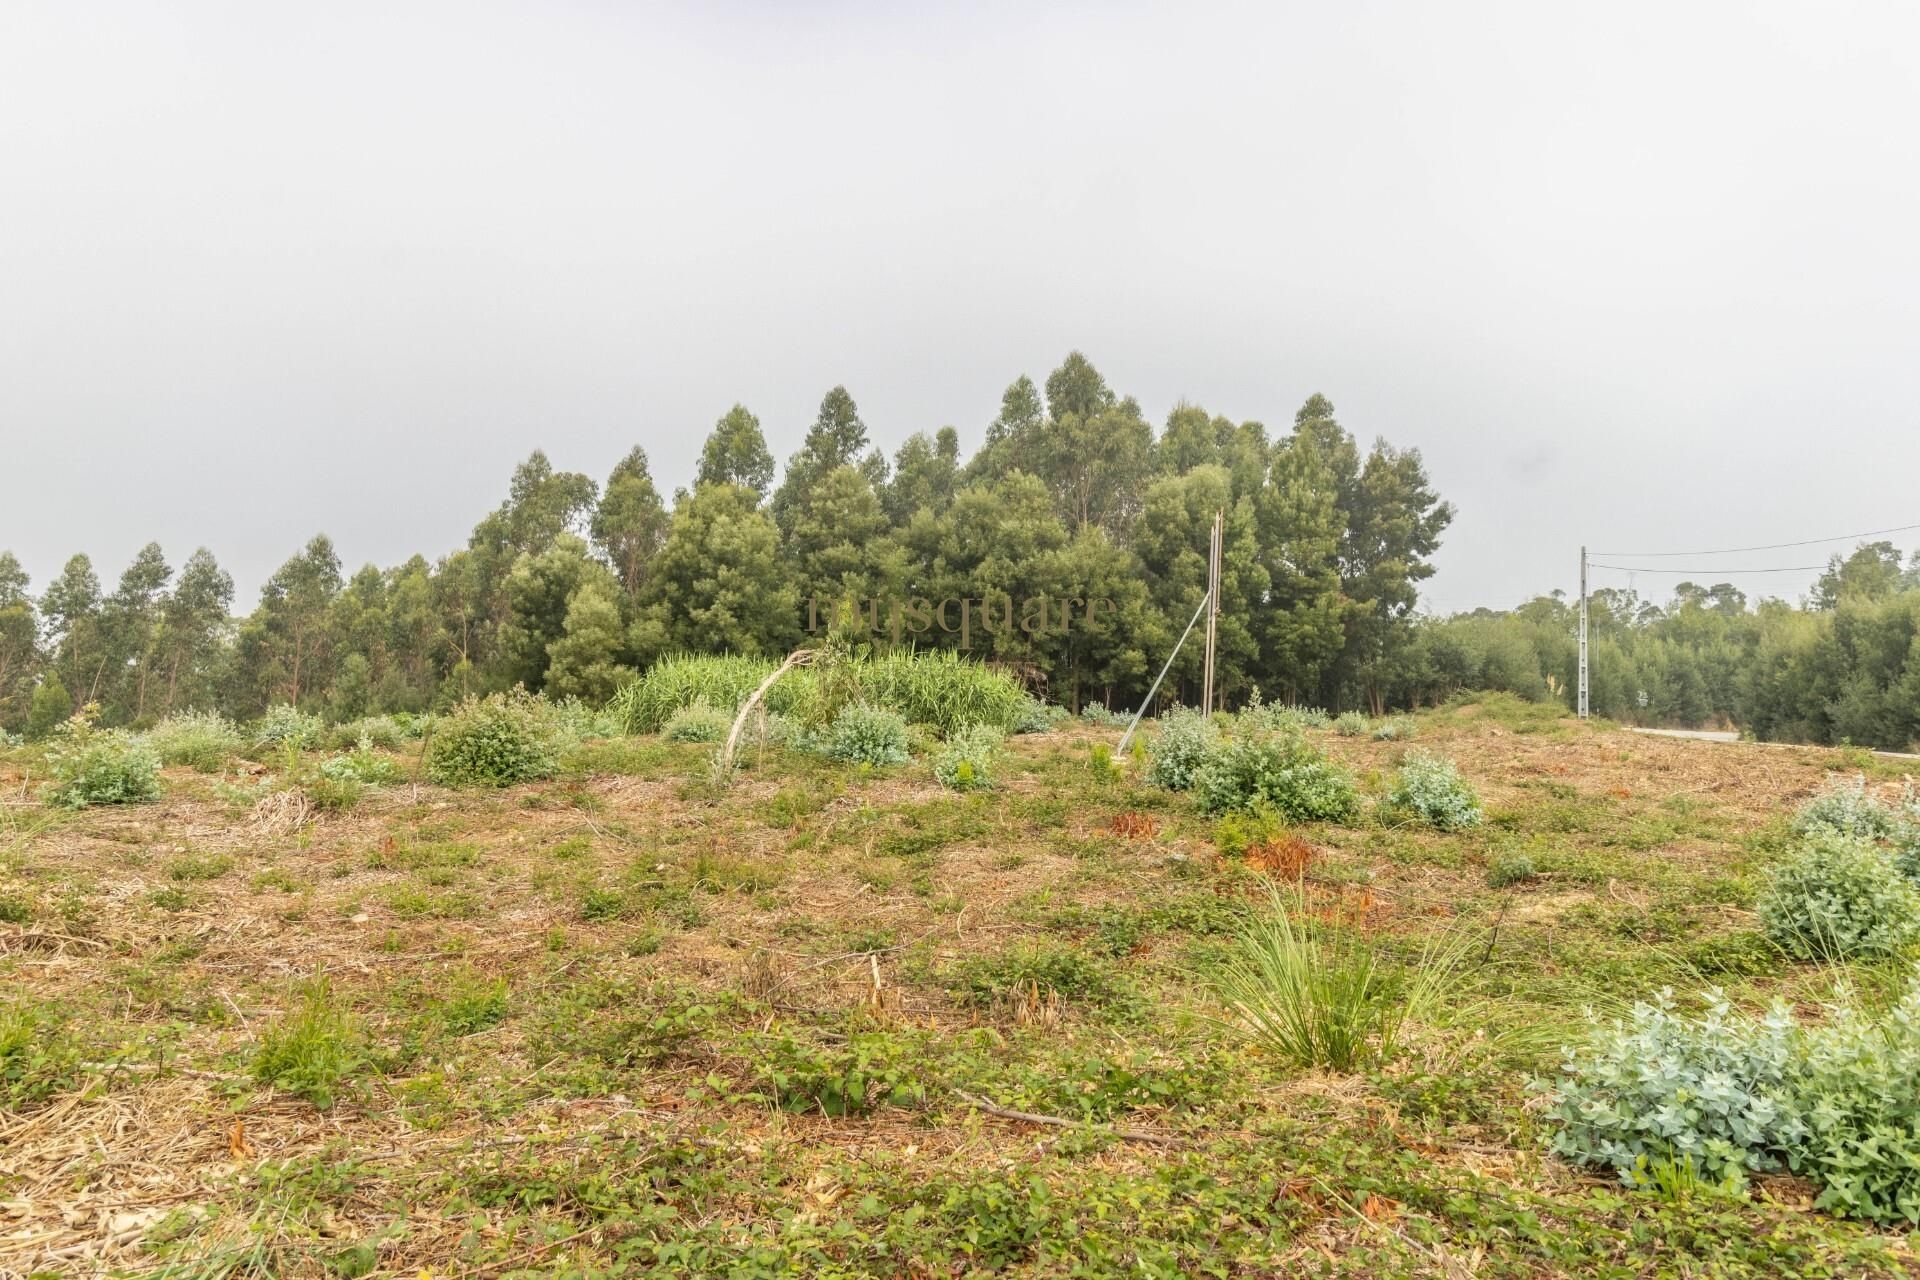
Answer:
[{"xmin": 4, "ymin": 1, "xmax": 1916, "ymax": 614}]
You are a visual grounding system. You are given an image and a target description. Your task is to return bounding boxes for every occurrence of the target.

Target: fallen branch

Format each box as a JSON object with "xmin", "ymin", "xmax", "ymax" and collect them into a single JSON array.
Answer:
[{"xmin": 955, "ymin": 1090, "xmax": 1191, "ymax": 1148}]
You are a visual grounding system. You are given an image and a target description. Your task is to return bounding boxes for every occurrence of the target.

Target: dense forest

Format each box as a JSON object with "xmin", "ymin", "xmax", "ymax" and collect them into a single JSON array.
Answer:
[{"xmin": 3, "ymin": 350, "xmax": 1916, "ymax": 748}]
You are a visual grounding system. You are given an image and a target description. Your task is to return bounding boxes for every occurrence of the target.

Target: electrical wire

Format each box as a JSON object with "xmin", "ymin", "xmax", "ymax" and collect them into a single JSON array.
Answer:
[
  {"xmin": 1590, "ymin": 522, "xmax": 1920, "ymax": 559},
  {"xmin": 1589, "ymin": 563, "xmax": 1827, "ymax": 574}
]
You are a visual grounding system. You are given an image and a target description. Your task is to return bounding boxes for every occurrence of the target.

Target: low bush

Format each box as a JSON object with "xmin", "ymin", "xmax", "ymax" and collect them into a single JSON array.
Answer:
[
  {"xmin": 1143, "ymin": 709, "xmax": 1219, "ymax": 792},
  {"xmin": 1487, "ymin": 853, "xmax": 1538, "ymax": 888},
  {"xmin": 1372, "ymin": 715, "xmax": 1417, "ymax": 742},
  {"xmin": 933, "ymin": 724, "xmax": 1002, "ymax": 790},
  {"xmin": 1756, "ymin": 831, "xmax": 1920, "ymax": 960},
  {"xmin": 1541, "ymin": 976, "xmax": 1920, "ymax": 1224},
  {"xmin": 1793, "ymin": 775, "xmax": 1903, "ymax": 842},
  {"xmin": 45, "ymin": 723, "xmax": 162, "ymax": 809},
  {"xmin": 1008, "ymin": 696, "xmax": 1058, "ymax": 735},
  {"xmin": 254, "ymin": 704, "xmax": 324, "ymax": 751},
  {"xmin": 1079, "ymin": 702, "xmax": 1129, "ymax": 727},
  {"xmin": 1333, "ymin": 711, "xmax": 1370, "ymax": 737},
  {"xmin": 145, "ymin": 711, "xmax": 244, "ymax": 771},
  {"xmin": 1213, "ymin": 808, "xmax": 1288, "ymax": 860},
  {"xmin": 1192, "ymin": 732, "xmax": 1358, "ymax": 823},
  {"xmin": 819, "ymin": 703, "xmax": 912, "ymax": 767},
  {"xmin": 1382, "ymin": 751, "xmax": 1483, "ymax": 831},
  {"xmin": 325, "ymin": 715, "xmax": 407, "ymax": 751},
  {"xmin": 424, "ymin": 690, "xmax": 560, "ymax": 787},
  {"xmin": 1538, "ymin": 987, "xmax": 1801, "ymax": 1193},
  {"xmin": 662, "ymin": 699, "xmax": 732, "ymax": 744},
  {"xmin": 319, "ymin": 739, "xmax": 401, "ymax": 786}
]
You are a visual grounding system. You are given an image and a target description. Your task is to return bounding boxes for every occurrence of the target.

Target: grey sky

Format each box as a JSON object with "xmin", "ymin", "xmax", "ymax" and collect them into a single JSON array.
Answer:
[{"xmin": 4, "ymin": 1, "xmax": 1916, "ymax": 614}]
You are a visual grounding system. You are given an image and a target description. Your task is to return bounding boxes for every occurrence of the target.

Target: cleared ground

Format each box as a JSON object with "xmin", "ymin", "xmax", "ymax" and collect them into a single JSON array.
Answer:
[{"xmin": 3, "ymin": 697, "xmax": 1919, "ymax": 1278}]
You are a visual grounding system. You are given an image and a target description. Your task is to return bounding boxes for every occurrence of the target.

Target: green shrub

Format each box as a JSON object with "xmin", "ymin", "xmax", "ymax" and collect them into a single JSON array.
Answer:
[
  {"xmin": 251, "ymin": 979, "xmax": 365, "ymax": 1109},
  {"xmin": 254, "ymin": 704, "xmax": 324, "ymax": 751},
  {"xmin": 1382, "ymin": 751, "xmax": 1483, "ymax": 831},
  {"xmin": 1239, "ymin": 695, "xmax": 1330, "ymax": 733},
  {"xmin": 1143, "ymin": 708, "xmax": 1220, "ymax": 791},
  {"xmin": 1192, "ymin": 732, "xmax": 1358, "ymax": 823},
  {"xmin": 424, "ymin": 690, "xmax": 560, "ymax": 787},
  {"xmin": 1079, "ymin": 701, "xmax": 1129, "ymax": 727},
  {"xmin": 1541, "ymin": 975, "xmax": 1920, "ymax": 1223},
  {"xmin": 1487, "ymin": 853, "xmax": 1538, "ymax": 888},
  {"xmin": 1213, "ymin": 808, "xmax": 1287, "ymax": 859},
  {"xmin": 1790, "ymin": 981, "xmax": 1920, "ymax": 1222},
  {"xmin": 319, "ymin": 739, "xmax": 400, "ymax": 786},
  {"xmin": 1214, "ymin": 891, "xmax": 1472, "ymax": 1072},
  {"xmin": 549, "ymin": 697, "xmax": 623, "ymax": 742},
  {"xmin": 818, "ymin": 703, "xmax": 911, "ymax": 767},
  {"xmin": 145, "ymin": 711, "xmax": 244, "ymax": 771},
  {"xmin": 1333, "ymin": 711, "xmax": 1370, "ymax": 737},
  {"xmin": 325, "ymin": 715, "xmax": 406, "ymax": 751},
  {"xmin": 933, "ymin": 724, "xmax": 1002, "ymax": 790},
  {"xmin": 1537, "ymin": 987, "xmax": 1801, "ymax": 1193},
  {"xmin": 1372, "ymin": 715, "xmax": 1417, "ymax": 741},
  {"xmin": 1008, "ymin": 696, "xmax": 1058, "ymax": 735},
  {"xmin": 1794, "ymin": 775, "xmax": 1903, "ymax": 842},
  {"xmin": 662, "ymin": 698, "xmax": 731, "ymax": 743},
  {"xmin": 1757, "ymin": 832, "xmax": 1920, "ymax": 960},
  {"xmin": 45, "ymin": 725, "xmax": 162, "ymax": 809}
]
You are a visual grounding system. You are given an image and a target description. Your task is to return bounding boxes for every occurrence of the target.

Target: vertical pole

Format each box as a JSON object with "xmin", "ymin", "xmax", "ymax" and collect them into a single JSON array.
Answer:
[
  {"xmin": 1202, "ymin": 510, "xmax": 1222, "ymax": 713},
  {"xmin": 1578, "ymin": 545, "xmax": 1590, "ymax": 719}
]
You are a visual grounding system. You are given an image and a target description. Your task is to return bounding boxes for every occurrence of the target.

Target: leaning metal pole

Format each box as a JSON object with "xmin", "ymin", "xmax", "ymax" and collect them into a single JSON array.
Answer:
[{"xmin": 1118, "ymin": 589, "xmax": 1211, "ymax": 755}]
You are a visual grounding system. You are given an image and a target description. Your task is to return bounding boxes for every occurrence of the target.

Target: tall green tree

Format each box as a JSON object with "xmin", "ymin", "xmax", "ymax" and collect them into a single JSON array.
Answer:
[
  {"xmin": 635, "ymin": 484, "xmax": 800, "ymax": 660},
  {"xmin": 40, "ymin": 555, "xmax": 104, "ymax": 708},
  {"xmin": 592, "ymin": 446, "xmax": 669, "ymax": 598},
  {"xmin": 695, "ymin": 405, "xmax": 776, "ymax": 497},
  {"xmin": 545, "ymin": 575, "xmax": 636, "ymax": 704},
  {"xmin": 500, "ymin": 535, "xmax": 618, "ymax": 691},
  {"xmin": 772, "ymin": 386, "xmax": 871, "ymax": 535},
  {"xmin": 103, "ymin": 542, "xmax": 171, "ymax": 723},
  {"xmin": 155, "ymin": 548, "xmax": 233, "ymax": 715},
  {"xmin": 0, "ymin": 553, "xmax": 37, "ymax": 732},
  {"xmin": 236, "ymin": 535, "xmax": 343, "ymax": 710}
]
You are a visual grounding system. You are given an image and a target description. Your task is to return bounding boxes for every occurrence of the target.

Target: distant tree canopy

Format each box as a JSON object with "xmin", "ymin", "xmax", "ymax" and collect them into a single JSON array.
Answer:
[
  {"xmin": 3, "ymin": 351, "xmax": 1465, "ymax": 732},
  {"xmin": 1390, "ymin": 546, "xmax": 1920, "ymax": 751}
]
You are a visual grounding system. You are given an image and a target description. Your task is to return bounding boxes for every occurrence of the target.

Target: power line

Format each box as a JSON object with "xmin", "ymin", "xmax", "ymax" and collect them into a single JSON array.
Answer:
[
  {"xmin": 1590, "ymin": 521, "xmax": 1920, "ymax": 559},
  {"xmin": 1589, "ymin": 564, "xmax": 1827, "ymax": 575}
]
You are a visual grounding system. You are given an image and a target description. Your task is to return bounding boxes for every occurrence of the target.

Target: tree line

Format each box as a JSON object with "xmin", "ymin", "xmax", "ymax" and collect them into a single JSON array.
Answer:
[
  {"xmin": 0, "ymin": 352, "xmax": 1456, "ymax": 735},
  {"xmin": 1389, "ymin": 542, "xmax": 1920, "ymax": 751}
]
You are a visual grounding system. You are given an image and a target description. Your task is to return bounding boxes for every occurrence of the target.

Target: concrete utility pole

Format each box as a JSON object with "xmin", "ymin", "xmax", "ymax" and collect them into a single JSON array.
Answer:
[
  {"xmin": 1201, "ymin": 509, "xmax": 1223, "ymax": 712},
  {"xmin": 1577, "ymin": 545, "xmax": 1590, "ymax": 718}
]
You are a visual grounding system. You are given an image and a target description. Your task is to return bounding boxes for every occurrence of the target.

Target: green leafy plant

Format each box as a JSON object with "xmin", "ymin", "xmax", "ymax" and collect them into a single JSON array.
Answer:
[
  {"xmin": 424, "ymin": 689, "xmax": 560, "ymax": 787},
  {"xmin": 818, "ymin": 702, "xmax": 911, "ymax": 767},
  {"xmin": 325, "ymin": 715, "xmax": 407, "ymax": 751},
  {"xmin": 251, "ymin": 978, "xmax": 365, "ymax": 1109},
  {"xmin": 254, "ymin": 703, "xmax": 324, "ymax": 751},
  {"xmin": 1487, "ymin": 853, "xmax": 1538, "ymax": 888},
  {"xmin": 0, "ymin": 1002, "xmax": 81, "ymax": 1111},
  {"xmin": 45, "ymin": 717, "xmax": 162, "ymax": 809},
  {"xmin": 1008, "ymin": 696, "xmax": 1058, "ymax": 735},
  {"xmin": 1333, "ymin": 711, "xmax": 1370, "ymax": 737},
  {"xmin": 661, "ymin": 698, "xmax": 732, "ymax": 743},
  {"xmin": 1372, "ymin": 715, "xmax": 1417, "ymax": 742},
  {"xmin": 145, "ymin": 710, "xmax": 244, "ymax": 771},
  {"xmin": 1794, "ymin": 775, "xmax": 1904, "ymax": 842},
  {"xmin": 1757, "ymin": 831, "xmax": 1920, "ymax": 960},
  {"xmin": 757, "ymin": 1029, "xmax": 929, "ymax": 1116},
  {"xmin": 319, "ymin": 737, "xmax": 400, "ymax": 786},
  {"xmin": 1382, "ymin": 750, "xmax": 1483, "ymax": 831},
  {"xmin": 1191, "ymin": 731, "xmax": 1358, "ymax": 823},
  {"xmin": 933, "ymin": 724, "xmax": 1002, "ymax": 790},
  {"xmin": 1143, "ymin": 708, "xmax": 1220, "ymax": 791}
]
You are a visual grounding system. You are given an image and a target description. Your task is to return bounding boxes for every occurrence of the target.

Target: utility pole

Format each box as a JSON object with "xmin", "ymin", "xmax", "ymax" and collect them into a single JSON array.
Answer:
[
  {"xmin": 1201, "ymin": 509, "xmax": 1223, "ymax": 712},
  {"xmin": 1577, "ymin": 545, "xmax": 1589, "ymax": 719}
]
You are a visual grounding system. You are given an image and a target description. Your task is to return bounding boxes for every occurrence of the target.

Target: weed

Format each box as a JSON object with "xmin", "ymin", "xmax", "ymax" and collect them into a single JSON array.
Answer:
[{"xmin": 251, "ymin": 979, "xmax": 365, "ymax": 1109}]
